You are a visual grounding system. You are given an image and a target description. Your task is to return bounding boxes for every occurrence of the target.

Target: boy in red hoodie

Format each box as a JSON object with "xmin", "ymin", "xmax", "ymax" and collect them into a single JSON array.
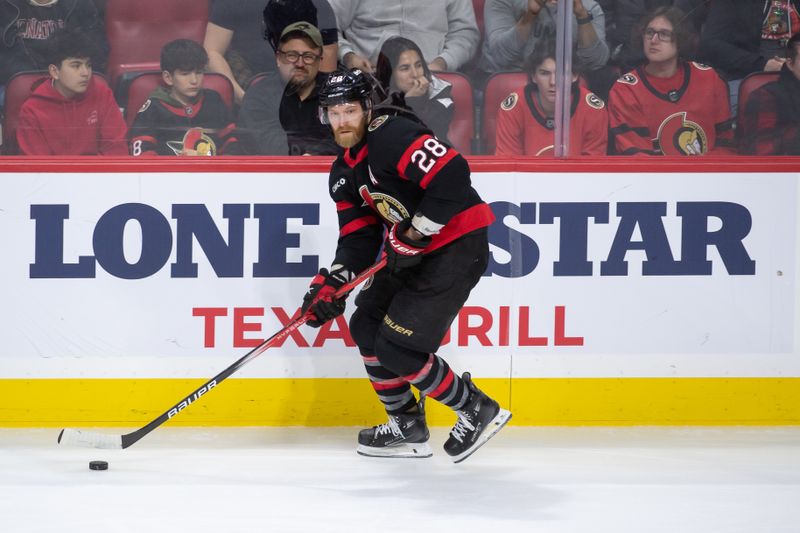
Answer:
[{"xmin": 16, "ymin": 28, "xmax": 127, "ymax": 155}]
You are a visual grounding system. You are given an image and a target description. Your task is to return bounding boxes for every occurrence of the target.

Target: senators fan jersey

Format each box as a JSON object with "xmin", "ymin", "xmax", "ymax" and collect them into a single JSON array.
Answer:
[
  {"xmin": 129, "ymin": 88, "xmax": 237, "ymax": 156},
  {"xmin": 608, "ymin": 62, "xmax": 733, "ymax": 155},
  {"xmin": 329, "ymin": 114, "xmax": 495, "ymax": 274},
  {"xmin": 495, "ymin": 83, "xmax": 608, "ymax": 156}
]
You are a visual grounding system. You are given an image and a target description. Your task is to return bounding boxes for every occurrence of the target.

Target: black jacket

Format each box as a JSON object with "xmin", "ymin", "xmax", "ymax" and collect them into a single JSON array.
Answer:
[
  {"xmin": 0, "ymin": 0, "xmax": 107, "ymax": 85},
  {"xmin": 237, "ymin": 71, "xmax": 338, "ymax": 156},
  {"xmin": 700, "ymin": 0, "xmax": 798, "ymax": 80}
]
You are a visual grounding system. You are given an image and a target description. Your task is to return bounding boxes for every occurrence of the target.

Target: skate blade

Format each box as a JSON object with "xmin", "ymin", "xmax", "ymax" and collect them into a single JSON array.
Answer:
[
  {"xmin": 450, "ymin": 408, "xmax": 512, "ymax": 464},
  {"xmin": 356, "ymin": 441, "xmax": 433, "ymax": 459}
]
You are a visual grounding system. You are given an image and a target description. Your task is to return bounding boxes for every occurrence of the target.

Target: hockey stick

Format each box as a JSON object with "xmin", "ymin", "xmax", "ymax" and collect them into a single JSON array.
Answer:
[{"xmin": 58, "ymin": 258, "xmax": 387, "ymax": 450}]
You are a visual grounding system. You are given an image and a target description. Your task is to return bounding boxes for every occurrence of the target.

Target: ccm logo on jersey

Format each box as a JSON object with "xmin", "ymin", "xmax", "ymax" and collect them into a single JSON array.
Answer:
[{"xmin": 331, "ymin": 177, "xmax": 347, "ymax": 193}]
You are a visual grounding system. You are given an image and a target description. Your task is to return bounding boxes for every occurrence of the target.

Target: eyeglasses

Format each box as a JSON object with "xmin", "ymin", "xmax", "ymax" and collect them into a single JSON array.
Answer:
[
  {"xmin": 277, "ymin": 50, "xmax": 322, "ymax": 65},
  {"xmin": 643, "ymin": 28, "xmax": 675, "ymax": 42}
]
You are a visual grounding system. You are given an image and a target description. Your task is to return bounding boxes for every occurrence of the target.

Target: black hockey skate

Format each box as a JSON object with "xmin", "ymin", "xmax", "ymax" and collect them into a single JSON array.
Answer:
[
  {"xmin": 357, "ymin": 397, "xmax": 432, "ymax": 458},
  {"xmin": 444, "ymin": 373, "xmax": 512, "ymax": 463}
]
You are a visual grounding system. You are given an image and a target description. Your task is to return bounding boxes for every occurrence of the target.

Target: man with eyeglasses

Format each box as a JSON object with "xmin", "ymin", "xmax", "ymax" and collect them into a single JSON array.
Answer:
[
  {"xmin": 237, "ymin": 21, "xmax": 338, "ymax": 155},
  {"xmin": 608, "ymin": 6, "xmax": 732, "ymax": 156}
]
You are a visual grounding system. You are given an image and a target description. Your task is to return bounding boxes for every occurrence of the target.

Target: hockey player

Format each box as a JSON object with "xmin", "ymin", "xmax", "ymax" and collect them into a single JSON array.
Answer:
[
  {"xmin": 495, "ymin": 40, "xmax": 608, "ymax": 156},
  {"xmin": 608, "ymin": 6, "xmax": 733, "ymax": 156},
  {"xmin": 299, "ymin": 68, "xmax": 512, "ymax": 463},
  {"xmin": 129, "ymin": 39, "xmax": 238, "ymax": 156}
]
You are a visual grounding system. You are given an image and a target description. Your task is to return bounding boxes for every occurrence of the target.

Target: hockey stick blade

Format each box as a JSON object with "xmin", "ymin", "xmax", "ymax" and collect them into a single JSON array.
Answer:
[
  {"xmin": 57, "ymin": 258, "xmax": 386, "ymax": 450},
  {"xmin": 58, "ymin": 428, "xmax": 122, "ymax": 449}
]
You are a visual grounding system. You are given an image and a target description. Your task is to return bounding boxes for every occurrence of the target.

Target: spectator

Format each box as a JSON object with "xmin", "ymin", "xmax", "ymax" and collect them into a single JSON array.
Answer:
[
  {"xmin": 203, "ymin": 0, "xmax": 338, "ymax": 104},
  {"xmin": 603, "ymin": 1, "xmax": 673, "ymax": 71},
  {"xmin": 608, "ymin": 7, "xmax": 732, "ymax": 155},
  {"xmin": 495, "ymin": 40, "xmax": 608, "ymax": 156},
  {"xmin": 0, "ymin": 0, "xmax": 108, "ymax": 98},
  {"xmin": 237, "ymin": 21, "xmax": 338, "ymax": 155},
  {"xmin": 329, "ymin": 0, "xmax": 480, "ymax": 72},
  {"xmin": 699, "ymin": 0, "xmax": 799, "ymax": 113},
  {"xmin": 375, "ymin": 36, "xmax": 454, "ymax": 144},
  {"xmin": 129, "ymin": 39, "xmax": 238, "ymax": 156},
  {"xmin": 740, "ymin": 33, "xmax": 800, "ymax": 155},
  {"xmin": 479, "ymin": 0, "xmax": 610, "ymax": 76},
  {"xmin": 15, "ymin": 28, "xmax": 126, "ymax": 155}
]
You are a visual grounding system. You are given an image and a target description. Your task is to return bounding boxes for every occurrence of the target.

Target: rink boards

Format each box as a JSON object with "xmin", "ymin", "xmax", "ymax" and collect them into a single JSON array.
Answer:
[{"xmin": 1, "ymin": 160, "xmax": 799, "ymax": 426}]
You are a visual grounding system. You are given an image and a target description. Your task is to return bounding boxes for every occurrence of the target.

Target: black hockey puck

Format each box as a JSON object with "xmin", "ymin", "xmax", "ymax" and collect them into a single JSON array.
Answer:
[{"xmin": 89, "ymin": 460, "xmax": 108, "ymax": 471}]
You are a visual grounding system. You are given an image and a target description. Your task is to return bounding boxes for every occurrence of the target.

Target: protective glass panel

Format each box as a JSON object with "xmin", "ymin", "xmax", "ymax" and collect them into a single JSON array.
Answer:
[{"xmin": 1, "ymin": 0, "xmax": 798, "ymax": 157}]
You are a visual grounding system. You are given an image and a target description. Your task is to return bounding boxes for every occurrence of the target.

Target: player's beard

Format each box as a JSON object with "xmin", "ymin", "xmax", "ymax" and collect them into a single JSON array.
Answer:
[{"xmin": 333, "ymin": 119, "xmax": 367, "ymax": 148}]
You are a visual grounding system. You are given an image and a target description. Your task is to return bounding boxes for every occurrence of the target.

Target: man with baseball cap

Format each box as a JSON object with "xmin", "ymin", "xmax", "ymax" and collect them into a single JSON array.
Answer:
[{"xmin": 237, "ymin": 21, "xmax": 338, "ymax": 155}]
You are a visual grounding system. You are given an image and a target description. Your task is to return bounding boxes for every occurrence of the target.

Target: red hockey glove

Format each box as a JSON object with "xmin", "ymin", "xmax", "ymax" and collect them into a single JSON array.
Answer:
[
  {"xmin": 301, "ymin": 266, "xmax": 351, "ymax": 327},
  {"xmin": 384, "ymin": 218, "xmax": 432, "ymax": 272}
]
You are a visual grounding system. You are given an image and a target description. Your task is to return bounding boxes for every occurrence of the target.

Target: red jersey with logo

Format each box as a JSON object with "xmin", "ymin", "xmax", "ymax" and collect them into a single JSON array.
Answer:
[
  {"xmin": 608, "ymin": 62, "xmax": 733, "ymax": 155},
  {"xmin": 495, "ymin": 83, "xmax": 608, "ymax": 156},
  {"xmin": 328, "ymin": 114, "xmax": 495, "ymax": 274}
]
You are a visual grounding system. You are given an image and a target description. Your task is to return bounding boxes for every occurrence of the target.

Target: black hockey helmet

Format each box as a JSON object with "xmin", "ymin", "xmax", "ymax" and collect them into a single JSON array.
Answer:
[
  {"xmin": 318, "ymin": 68, "xmax": 376, "ymax": 124},
  {"xmin": 263, "ymin": 0, "xmax": 318, "ymax": 52}
]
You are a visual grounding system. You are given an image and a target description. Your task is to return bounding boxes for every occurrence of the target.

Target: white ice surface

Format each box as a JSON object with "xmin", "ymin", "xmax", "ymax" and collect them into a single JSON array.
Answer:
[{"xmin": 1, "ymin": 427, "xmax": 799, "ymax": 533}]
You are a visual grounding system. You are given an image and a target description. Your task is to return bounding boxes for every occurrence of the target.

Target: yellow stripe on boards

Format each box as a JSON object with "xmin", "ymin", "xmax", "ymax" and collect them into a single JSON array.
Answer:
[{"xmin": 0, "ymin": 378, "xmax": 798, "ymax": 427}]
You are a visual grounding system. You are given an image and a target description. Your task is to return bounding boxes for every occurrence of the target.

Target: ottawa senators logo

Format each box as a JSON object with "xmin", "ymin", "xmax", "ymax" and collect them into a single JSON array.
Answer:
[
  {"xmin": 655, "ymin": 112, "xmax": 708, "ymax": 155},
  {"xmin": 167, "ymin": 127, "xmax": 217, "ymax": 156},
  {"xmin": 500, "ymin": 92, "xmax": 518, "ymax": 111},
  {"xmin": 368, "ymin": 115, "xmax": 389, "ymax": 131},
  {"xmin": 585, "ymin": 92, "xmax": 604, "ymax": 109},
  {"xmin": 618, "ymin": 73, "xmax": 638, "ymax": 85},
  {"xmin": 138, "ymin": 99, "xmax": 151, "ymax": 113},
  {"xmin": 358, "ymin": 185, "xmax": 409, "ymax": 224}
]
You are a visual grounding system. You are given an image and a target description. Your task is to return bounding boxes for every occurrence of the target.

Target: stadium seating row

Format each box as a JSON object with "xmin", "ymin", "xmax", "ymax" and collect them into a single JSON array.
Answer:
[
  {"xmin": 1, "ymin": 68, "xmax": 778, "ymax": 156},
  {"xmin": 2, "ymin": 68, "xmax": 778, "ymax": 156},
  {"xmin": 0, "ymin": 0, "xmax": 782, "ymax": 156}
]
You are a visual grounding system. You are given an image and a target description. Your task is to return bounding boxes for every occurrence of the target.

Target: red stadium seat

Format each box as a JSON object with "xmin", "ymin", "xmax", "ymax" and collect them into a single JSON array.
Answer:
[
  {"xmin": 1, "ymin": 71, "xmax": 109, "ymax": 155},
  {"xmin": 436, "ymin": 71, "xmax": 475, "ymax": 155},
  {"xmin": 736, "ymin": 71, "xmax": 779, "ymax": 139},
  {"xmin": 104, "ymin": 0, "xmax": 209, "ymax": 91},
  {"xmin": 481, "ymin": 71, "xmax": 527, "ymax": 155},
  {"xmin": 124, "ymin": 71, "xmax": 234, "ymax": 126}
]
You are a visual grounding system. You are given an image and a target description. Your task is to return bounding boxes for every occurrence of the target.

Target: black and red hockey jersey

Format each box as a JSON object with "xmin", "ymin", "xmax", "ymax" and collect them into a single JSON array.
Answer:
[
  {"xmin": 495, "ymin": 82, "xmax": 608, "ymax": 156},
  {"xmin": 129, "ymin": 87, "xmax": 238, "ymax": 156},
  {"xmin": 608, "ymin": 62, "xmax": 733, "ymax": 155},
  {"xmin": 328, "ymin": 114, "xmax": 495, "ymax": 274}
]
